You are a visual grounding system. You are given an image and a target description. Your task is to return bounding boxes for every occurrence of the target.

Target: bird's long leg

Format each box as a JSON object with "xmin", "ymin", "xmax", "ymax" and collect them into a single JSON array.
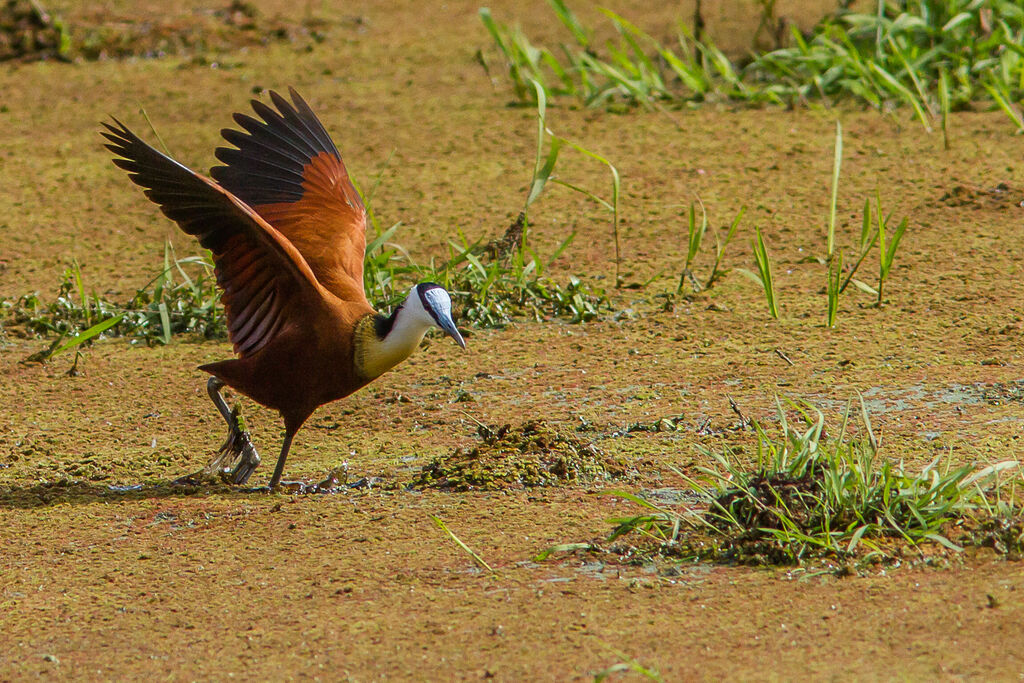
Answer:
[
  {"xmin": 207, "ymin": 375, "xmax": 235, "ymax": 426},
  {"xmin": 267, "ymin": 430, "xmax": 295, "ymax": 491},
  {"xmin": 172, "ymin": 377, "xmax": 262, "ymax": 486}
]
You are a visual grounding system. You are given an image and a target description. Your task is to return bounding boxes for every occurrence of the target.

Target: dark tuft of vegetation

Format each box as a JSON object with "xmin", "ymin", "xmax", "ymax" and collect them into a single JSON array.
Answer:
[
  {"xmin": 1, "ymin": 0, "xmax": 335, "ymax": 63},
  {"xmin": 545, "ymin": 398, "xmax": 1022, "ymax": 567},
  {"xmin": 412, "ymin": 420, "xmax": 634, "ymax": 491},
  {"xmin": 962, "ymin": 500, "xmax": 1024, "ymax": 560},
  {"xmin": 0, "ymin": 0, "xmax": 71, "ymax": 62}
]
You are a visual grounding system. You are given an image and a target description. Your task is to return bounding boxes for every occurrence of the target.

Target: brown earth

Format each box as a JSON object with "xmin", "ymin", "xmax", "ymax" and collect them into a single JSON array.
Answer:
[{"xmin": 3, "ymin": 0, "xmax": 1024, "ymax": 679}]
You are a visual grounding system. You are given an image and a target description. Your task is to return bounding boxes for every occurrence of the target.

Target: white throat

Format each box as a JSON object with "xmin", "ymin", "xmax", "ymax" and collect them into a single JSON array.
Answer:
[
  {"xmin": 357, "ymin": 288, "xmax": 438, "ymax": 379},
  {"xmin": 383, "ymin": 296, "xmax": 435, "ymax": 355}
]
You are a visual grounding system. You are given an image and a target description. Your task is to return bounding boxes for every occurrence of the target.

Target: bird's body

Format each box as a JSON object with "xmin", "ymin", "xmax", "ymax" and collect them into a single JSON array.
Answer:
[{"xmin": 102, "ymin": 88, "xmax": 465, "ymax": 489}]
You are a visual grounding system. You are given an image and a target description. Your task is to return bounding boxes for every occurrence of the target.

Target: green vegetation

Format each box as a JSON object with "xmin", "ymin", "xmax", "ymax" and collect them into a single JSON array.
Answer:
[
  {"xmin": 481, "ymin": 0, "xmax": 1024, "ymax": 133},
  {"xmin": 826, "ymin": 249, "xmax": 842, "ymax": 328},
  {"xmin": 750, "ymin": 0, "xmax": 1024, "ymax": 130},
  {"xmin": 522, "ymin": 79, "xmax": 622, "ymax": 285},
  {"xmin": 827, "ymin": 121, "xmax": 842, "ymax": 261},
  {"xmin": 596, "ymin": 398, "xmax": 1022, "ymax": 566},
  {"xmin": 673, "ymin": 203, "xmax": 745, "ymax": 297},
  {"xmin": 677, "ymin": 202, "xmax": 708, "ymax": 295},
  {"xmin": 875, "ymin": 202, "xmax": 909, "ymax": 306},
  {"xmin": 429, "ymin": 515, "xmax": 496, "ymax": 575},
  {"xmin": 479, "ymin": 2, "xmax": 749, "ymax": 109},
  {"xmin": 737, "ymin": 227, "xmax": 780, "ymax": 319},
  {"xmin": 820, "ymin": 122, "xmax": 907, "ymax": 326},
  {"xmin": 3, "ymin": 248, "xmax": 224, "ymax": 361}
]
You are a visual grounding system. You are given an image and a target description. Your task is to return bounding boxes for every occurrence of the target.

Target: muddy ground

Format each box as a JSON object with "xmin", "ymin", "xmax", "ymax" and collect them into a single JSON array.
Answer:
[{"xmin": 3, "ymin": 0, "xmax": 1024, "ymax": 679}]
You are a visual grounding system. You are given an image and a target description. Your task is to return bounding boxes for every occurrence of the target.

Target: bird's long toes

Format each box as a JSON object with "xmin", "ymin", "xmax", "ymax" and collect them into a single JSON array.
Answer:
[
  {"xmin": 223, "ymin": 433, "xmax": 261, "ymax": 485},
  {"xmin": 265, "ymin": 469, "xmax": 360, "ymax": 495}
]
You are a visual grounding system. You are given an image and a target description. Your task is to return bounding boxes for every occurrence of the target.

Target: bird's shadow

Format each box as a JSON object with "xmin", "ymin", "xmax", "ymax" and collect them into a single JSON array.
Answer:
[
  {"xmin": 0, "ymin": 479, "xmax": 270, "ymax": 509},
  {"xmin": 0, "ymin": 469, "xmax": 381, "ymax": 508}
]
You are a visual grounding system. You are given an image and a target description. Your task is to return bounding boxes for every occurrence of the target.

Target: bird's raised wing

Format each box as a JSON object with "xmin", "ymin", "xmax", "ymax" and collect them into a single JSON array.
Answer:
[
  {"xmin": 102, "ymin": 118, "xmax": 329, "ymax": 358},
  {"xmin": 210, "ymin": 88, "xmax": 368, "ymax": 305}
]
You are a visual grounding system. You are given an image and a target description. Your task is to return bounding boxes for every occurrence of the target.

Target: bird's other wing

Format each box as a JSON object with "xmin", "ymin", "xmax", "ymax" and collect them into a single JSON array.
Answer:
[
  {"xmin": 102, "ymin": 118, "xmax": 331, "ymax": 358},
  {"xmin": 210, "ymin": 88, "xmax": 369, "ymax": 306}
]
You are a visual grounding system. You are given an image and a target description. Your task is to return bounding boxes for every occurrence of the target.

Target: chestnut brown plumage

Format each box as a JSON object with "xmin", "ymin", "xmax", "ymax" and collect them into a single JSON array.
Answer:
[{"xmin": 102, "ymin": 88, "xmax": 465, "ymax": 490}]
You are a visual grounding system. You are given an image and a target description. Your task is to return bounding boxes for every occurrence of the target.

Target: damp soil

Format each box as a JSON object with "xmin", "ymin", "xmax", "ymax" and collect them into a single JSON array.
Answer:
[{"xmin": 3, "ymin": 0, "xmax": 1024, "ymax": 679}]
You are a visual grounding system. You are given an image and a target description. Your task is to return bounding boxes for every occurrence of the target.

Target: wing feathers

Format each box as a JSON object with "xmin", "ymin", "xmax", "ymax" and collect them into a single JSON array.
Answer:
[
  {"xmin": 269, "ymin": 88, "xmax": 339, "ymax": 155},
  {"xmin": 102, "ymin": 118, "xmax": 325, "ymax": 357},
  {"xmin": 104, "ymin": 88, "xmax": 372, "ymax": 360},
  {"xmin": 209, "ymin": 89, "xmax": 368, "ymax": 304}
]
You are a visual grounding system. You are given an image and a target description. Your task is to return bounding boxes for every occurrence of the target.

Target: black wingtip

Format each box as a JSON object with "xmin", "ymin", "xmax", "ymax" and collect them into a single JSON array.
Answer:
[
  {"xmin": 100, "ymin": 117, "xmax": 142, "ymax": 150},
  {"xmin": 210, "ymin": 87, "xmax": 342, "ymax": 206}
]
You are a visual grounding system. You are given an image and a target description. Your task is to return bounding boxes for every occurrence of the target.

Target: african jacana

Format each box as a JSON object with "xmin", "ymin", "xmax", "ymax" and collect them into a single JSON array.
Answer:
[{"xmin": 102, "ymin": 88, "xmax": 466, "ymax": 490}]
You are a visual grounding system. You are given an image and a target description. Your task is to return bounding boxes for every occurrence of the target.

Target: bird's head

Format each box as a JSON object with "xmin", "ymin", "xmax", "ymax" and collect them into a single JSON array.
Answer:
[{"xmin": 407, "ymin": 282, "xmax": 466, "ymax": 349}]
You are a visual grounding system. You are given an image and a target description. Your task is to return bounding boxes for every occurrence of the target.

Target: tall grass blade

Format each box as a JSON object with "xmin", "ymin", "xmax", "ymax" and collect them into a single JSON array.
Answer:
[
  {"xmin": 827, "ymin": 120, "xmax": 842, "ymax": 261},
  {"xmin": 938, "ymin": 67, "xmax": 951, "ymax": 150},
  {"xmin": 746, "ymin": 227, "xmax": 779, "ymax": 318},
  {"xmin": 826, "ymin": 248, "xmax": 842, "ymax": 328},
  {"xmin": 547, "ymin": 0, "xmax": 589, "ymax": 46}
]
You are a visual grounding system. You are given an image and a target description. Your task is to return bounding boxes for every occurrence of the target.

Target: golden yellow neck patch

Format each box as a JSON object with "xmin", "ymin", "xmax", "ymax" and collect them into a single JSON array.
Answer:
[{"xmin": 353, "ymin": 314, "xmax": 428, "ymax": 381}]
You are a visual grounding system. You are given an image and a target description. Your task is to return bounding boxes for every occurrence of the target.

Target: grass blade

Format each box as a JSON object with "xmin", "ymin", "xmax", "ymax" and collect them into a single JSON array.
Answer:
[
  {"xmin": 430, "ymin": 515, "xmax": 495, "ymax": 575},
  {"xmin": 751, "ymin": 226, "xmax": 779, "ymax": 319},
  {"xmin": 46, "ymin": 313, "xmax": 126, "ymax": 359},
  {"xmin": 827, "ymin": 120, "xmax": 842, "ymax": 261}
]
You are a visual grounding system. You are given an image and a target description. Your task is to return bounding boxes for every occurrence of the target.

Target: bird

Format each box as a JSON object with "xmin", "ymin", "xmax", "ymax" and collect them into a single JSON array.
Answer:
[{"xmin": 101, "ymin": 87, "xmax": 466, "ymax": 491}]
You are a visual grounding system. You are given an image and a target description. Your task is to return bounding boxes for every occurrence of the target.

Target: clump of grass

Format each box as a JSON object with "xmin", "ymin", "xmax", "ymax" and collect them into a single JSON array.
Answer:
[
  {"xmin": 820, "ymin": 120, "xmax": 908, "ymax": 323},
  {"xmin": 704, "ymin": 205, "xmax": 745, "ymax": 290},
  {"xmin": 482, "ymin": 1, "xmax": 1024, "ymax": 134},
  {"xmin": 480, "ymin": 2, "xmax": 752, "ymax": 110},
  {"xmin": 750, "ymin": 0, "xmax": 1024, "ymax": 131},
  {"xmin": 598, "ymin": 397, "xmax": 1021, "ymax": 566},
  {"xmin": 434, "ymin": 229, "xmax": 609, "ymax": 327},
  {"xmin": 677, "ymin": 202, "xmax": 706, "ymax": 294},
  {"xmin": 828, "ymin": 193, "xmax": 909, "ymax": 310},
  {"xmin": 4, "ymin": 246, "xmax": 224, "ymax": 360},
  {"xmin": 875, "ymin": 199, "xmax": 909, "ymax": 306}
]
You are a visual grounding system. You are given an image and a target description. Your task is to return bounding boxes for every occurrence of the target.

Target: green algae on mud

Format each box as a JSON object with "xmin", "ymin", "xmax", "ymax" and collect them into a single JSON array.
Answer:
[{"xmin": 5, "ymin": 0, "xmax": 1024, "ymax": 679}]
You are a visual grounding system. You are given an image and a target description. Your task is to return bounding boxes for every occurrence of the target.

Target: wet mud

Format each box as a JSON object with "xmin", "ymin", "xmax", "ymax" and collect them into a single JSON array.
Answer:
[{"xmin": 3, "ymin": 0, "xmax": 1024, "ymax": 678}]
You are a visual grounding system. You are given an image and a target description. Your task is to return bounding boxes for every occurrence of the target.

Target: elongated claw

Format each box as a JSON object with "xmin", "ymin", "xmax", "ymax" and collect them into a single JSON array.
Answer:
[
  {"xmin": 223, "ymin": 430, "xmax": 261, "ymax": 485},
  {"xmin": 174, "ymin": 377, "xmax": 263, "ymax": 486},
  {"xmin": 202, "ymin": 407, "xmax": 261, "ymax": 485}
]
